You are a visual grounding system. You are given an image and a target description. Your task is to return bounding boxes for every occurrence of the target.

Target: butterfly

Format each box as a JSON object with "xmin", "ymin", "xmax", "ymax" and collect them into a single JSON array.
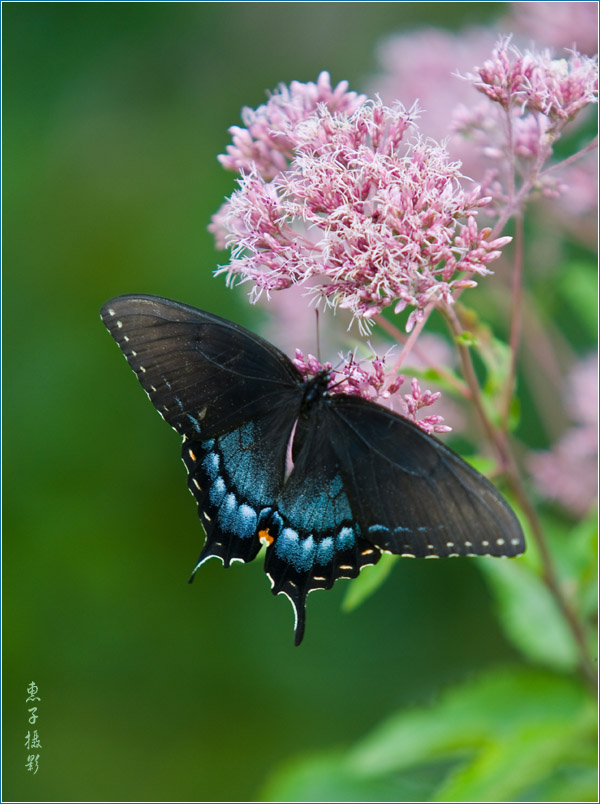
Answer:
[{"xmin": 101, "ymin": 294, "xmax": 525, "ymax": 645}]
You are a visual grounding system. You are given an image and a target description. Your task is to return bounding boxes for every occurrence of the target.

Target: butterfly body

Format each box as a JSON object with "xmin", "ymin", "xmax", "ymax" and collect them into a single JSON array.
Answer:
[{"xmin": 101, "ymin": 295, "xmax": 525, "ymax": 644}]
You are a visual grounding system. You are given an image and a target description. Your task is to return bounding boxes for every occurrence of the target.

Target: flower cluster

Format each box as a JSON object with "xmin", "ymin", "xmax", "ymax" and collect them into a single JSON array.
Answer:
[
  {"xmin": 528, "ymin": 353, "xmax": 598, "ymax": 516},
  {"xmin": 212, "ymin": 76, "xmax": 509, "ymax": 332},
  {"xmin": 467, "ymin": 38, "xmax": 598, "ymax": 125},
  {"xmin": 216, "ymin": 71, "xmax": 366, "ymax": 182},
  {"xmin": 292, "ymin": 350, "xmax": 450, "ymax": 435},
  {"xmin": 368, "ymin": 19, "xmax": 598, "ymax": 241},
  {"xmin": 449, "ymin": 38, "xmax": 599, "ymax": 209},
  {"xmin": 508, "ymin": 1, "xmax": 599, "ymax": 57}
]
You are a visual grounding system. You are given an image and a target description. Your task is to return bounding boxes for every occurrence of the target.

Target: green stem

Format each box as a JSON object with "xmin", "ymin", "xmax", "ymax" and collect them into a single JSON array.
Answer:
[{"xmin": 442, "ymin": 304, "xmax": 597, "ymax": 693}]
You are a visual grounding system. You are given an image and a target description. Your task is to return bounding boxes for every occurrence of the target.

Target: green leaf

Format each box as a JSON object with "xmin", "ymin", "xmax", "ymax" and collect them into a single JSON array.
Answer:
[
  {"xmin": 480, "ymin": 335, "xmax": 512, "ymax": 397},
  {"xmin": 553, "ymin": 508, "xmax": 599, "ymax": 619},
  {"xmin": 506, "ymin": 392, "xmax": 521, "ymax": 431},
  {"xmin": 434, "ymin": 713, "xmax": 596, "ymax": 802},
  {"xmin": 454, "ymin": 330, "xmax": 478, "ymax": 347},
  {"xmin": 262, "ymin": 667, "xmax": 596, "ymax": 803},
  {"xmin": 478, "ymin": 557, "xmax": 579, "ymax": 670},
  {"xmin": 557, "ymin": 260, "xmax": 598, "ymax": 339},
  {"xmin": 521, "ymin": 761, "xmax": 599, "ymax": 802},
  {"xmin": 460, "ymin": 454, "xmax": 497, "ymax": 476},
  {"xmin": 259, "ymin": 751, "xmax": 452, "ymax": 802},
  {"xmin": 342, "ymin": 554, "xmax": 398, "ymax": 612}
]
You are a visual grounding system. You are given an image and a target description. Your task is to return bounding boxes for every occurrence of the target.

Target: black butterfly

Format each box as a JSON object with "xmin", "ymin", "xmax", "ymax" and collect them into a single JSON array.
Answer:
[{"xmin": 101, "ymin": 295, "xmax": 525, "ymax": 644}]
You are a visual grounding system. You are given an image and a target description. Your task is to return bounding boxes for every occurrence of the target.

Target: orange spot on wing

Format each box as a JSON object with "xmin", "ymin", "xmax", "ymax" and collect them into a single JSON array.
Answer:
[{"xmin": 259, "ymin": 528, "xmax": 274, "ymax": 547}]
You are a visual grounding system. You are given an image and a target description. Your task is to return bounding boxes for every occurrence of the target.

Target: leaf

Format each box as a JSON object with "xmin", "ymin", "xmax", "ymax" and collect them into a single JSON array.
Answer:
[
  {"xmin": 259, "ymin": 751, "xmax": 452, "ymax": 803},
  {"xmin": 454, "ymin": 330, "xmax": 478, "ymax": 347},
  {"xmin": 478, "ymin": 557, "xmax": 579, "ymax": 670},
  {"xmin": 348, "ymin": 667, "xmax": 587, "ymax": 775},
  {"xmin": 262, "ymin": 667, "xmax": 596, "ymax": 803},
  {"xmin": 549, "ymin": 507, "xmax": 599, "ymax": 619},
  {"xmin": 461, "ymin": 454, "xmax": 497, "ymax": 476},
  {"xmin": 342, "ymin": 554, "xmax": 398, "ymax": 612},
  {"xmin": 557, "ymin": 260, "xmax": 598, "ymax": 339},
  {"xmin": 433, "ymin": 713, "xmax": 596, "ymax": 802}
]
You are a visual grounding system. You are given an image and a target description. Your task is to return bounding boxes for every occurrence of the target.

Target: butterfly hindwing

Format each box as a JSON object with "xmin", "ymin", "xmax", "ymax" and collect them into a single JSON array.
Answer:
[
  {"xmin": 327, "ymin": 395, "xmax": 525, "ymax": 558},
  {"xmin": 261, "ymin": 409, "xmax": 382, "ymax": 644},
  {"xmin": 182, "ymin": 404, "xmax": 303, "ymax": 569}
]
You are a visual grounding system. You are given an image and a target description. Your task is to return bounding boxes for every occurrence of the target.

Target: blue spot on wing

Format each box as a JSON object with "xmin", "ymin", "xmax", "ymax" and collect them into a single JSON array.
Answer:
[
  {"xmin": 203, "ymin": 451, "xmax": 220, "ymax": 480},
  {"xmin": 217, "ymin": 422, "xmax": 281, "ymax": 508},
  {"xmin": 276, "ymin": 528, "xmax": 300, "ymax": 563},
  {"xmin": 234, "ymin": 503, "xmax": 257, "ymax": 539},
  {"xmin": 335, "ymin": 526, "xmax": 355, "ymax": 551},
  {"xmin": 218, "ymin": 493, "xmax": 238, "ymax": 530},
  {"xmin": 316, "ymin": 536, "xmax": 334, "ymax": 565},
  {"xmin": 209, "ymin": 476, "xmax": 227, "ymax": 506},
  {"xmin": 186, "ymin": 413, "xmax": 202, "ymax": 433}
]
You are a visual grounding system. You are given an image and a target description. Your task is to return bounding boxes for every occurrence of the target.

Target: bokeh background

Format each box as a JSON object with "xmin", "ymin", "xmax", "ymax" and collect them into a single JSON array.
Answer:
[{"xmin": 3, "ymin": 3, "xmax": 596, "ymax": 802}]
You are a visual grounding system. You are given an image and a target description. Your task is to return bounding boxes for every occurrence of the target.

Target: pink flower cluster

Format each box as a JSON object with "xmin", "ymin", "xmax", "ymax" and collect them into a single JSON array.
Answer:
[
  {"xmin": 451, "ymin": 39, "xmax": 598, "ymax": 207},
  {"xmin": 468, "ymin": 38, "xmax": 598, "ymax": 124},
  {"xmin": 212, "ymin": 74, "xmax": 510, "ymax": 332},
  {"xmin": 292, "ymin": 350, "xmax": 450, "ymax": 435},
  {"xmin": 217, "ymin": 71, "xmax": 366, "ymax": 182},
  {"xmin": 369, "ymin": 23, "xmax": 598, "ymax": 225},
  {"xmin": 508, "ymin": 1, "xmax": 599, "ymax": 57},
  {"xmin": 528, "ymin": 353, "xmax": 598, "ymax": 516}
]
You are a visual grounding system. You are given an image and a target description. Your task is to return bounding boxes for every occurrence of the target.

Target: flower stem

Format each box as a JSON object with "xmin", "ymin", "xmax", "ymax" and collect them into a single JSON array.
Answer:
[
  {"xmin": 441, "ymin": 303, "xmax": 597, "ymax": 692},
  {"xmin": 375, "ymin": 310, "xmax": 470, "ymax": 398},
  {"xmin": 539, "ymin": 136, "xmax": 598, "ymax": 179},
  {"xmin": 500, "ymin": 215, "xmax": 524, "ymax": 429}
]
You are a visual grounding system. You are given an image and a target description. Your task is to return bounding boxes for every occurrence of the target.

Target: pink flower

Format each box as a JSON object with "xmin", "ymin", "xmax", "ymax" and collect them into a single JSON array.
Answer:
[
  {"xmin": 212, "ymin": 93, "xmax": 507, "ymax": 331},
  {"xmin": 507, "ymin": 2, "xmax": 599, "ymax": 57},
  {"xmin": 292, "ymin": 350, "xmax": 450, "ymax": 435},
  {"xmin": 369, "ymin": 27, "xmax": 497, "ymax": 136},
  {"xmin": 216, "ymin": 71, "xmax": 366, "ymax": 181},
  {"xmin": 528, "ymin": 353, "xmax": 598, "ymax": 516},
  {"xmin": 467, "ymin": 39, "xmax": 598, "ymax": 125},
  {"xmin": 370, "ymin": 25, "xmax": 598, "ymax": 224},
  {"xmin": 452, "ymin": 39, "xmax": 599, "ymax": 208}
]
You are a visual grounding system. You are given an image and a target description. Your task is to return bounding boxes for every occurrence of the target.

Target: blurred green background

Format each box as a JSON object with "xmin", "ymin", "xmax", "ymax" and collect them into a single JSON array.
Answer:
[{"xmin": 3, "ymin": 3, "xmax": 593, "ymax": 802}]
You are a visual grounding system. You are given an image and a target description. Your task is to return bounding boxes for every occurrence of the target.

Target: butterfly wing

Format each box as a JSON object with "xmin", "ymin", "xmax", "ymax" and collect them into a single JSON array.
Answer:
[
  {"xmin": 101, "ymin": 295, "xmax": 525, "ymax": 647},
  {"xmin": 101, "ymin": 294, "xmax": 305, "ymax": 571},
  {"xmin": 260, "ymin": 405, "xmax": 382, "ymax": 645},
  {"xmin": 327, "ymin": 395, "xmax": 525, "ymax": 558},
  {"xmin": 100, "ymin": 295, "xmax": 302, "ymax": 439}
]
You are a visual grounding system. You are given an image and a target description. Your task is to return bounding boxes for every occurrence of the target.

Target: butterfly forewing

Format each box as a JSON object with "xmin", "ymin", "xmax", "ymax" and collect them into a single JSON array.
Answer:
[{"xmin": 100, "ymin": 295, "xmax": 302, "ymax": 439}]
